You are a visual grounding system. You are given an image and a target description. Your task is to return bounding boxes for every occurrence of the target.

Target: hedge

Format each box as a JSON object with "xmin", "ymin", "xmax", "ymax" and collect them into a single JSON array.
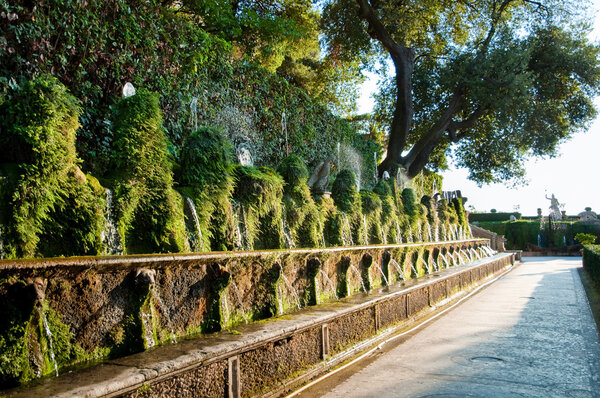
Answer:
[
  {"xmin": 475, "ymin": 220, "xmax": 600, "ymax": 250},
  {"xmin": 583, "ymin": 245, "xmax": 600, "ymax": 284},
  {"xmin": 469, "ymin": 212, "xmax": 521, "ymax": 222}
]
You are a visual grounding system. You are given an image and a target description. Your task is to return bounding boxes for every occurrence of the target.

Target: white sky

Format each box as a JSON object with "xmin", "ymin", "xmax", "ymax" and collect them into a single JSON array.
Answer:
[{"xmin": 357, "ymin": 1, "xmax": 600, "ymax": 216}]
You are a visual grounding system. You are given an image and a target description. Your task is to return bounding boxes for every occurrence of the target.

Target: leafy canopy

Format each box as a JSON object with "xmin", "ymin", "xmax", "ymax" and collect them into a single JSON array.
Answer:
[{"xmin": 321, "ymin": 0, "xmax": 600, "ymax": 184}]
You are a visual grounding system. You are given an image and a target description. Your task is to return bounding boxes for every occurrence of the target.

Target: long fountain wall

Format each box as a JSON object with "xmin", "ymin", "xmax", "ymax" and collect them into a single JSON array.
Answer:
[{"xmin": 0, "ymin": 239, "xmax": 489, "ymax": 388}]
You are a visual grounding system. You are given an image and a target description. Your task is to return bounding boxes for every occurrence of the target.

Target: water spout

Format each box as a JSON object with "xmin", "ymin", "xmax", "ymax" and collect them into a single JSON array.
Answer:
[
  {"xmin": 102, "ymin": 189, "xmax": 123, "ymax": 255},
  {"xmin": 280, "ymin": 205, "xmax": 295, "ymax": 249},
  {"xmin": 389, "ymin": 259, "xmax": 405, "ymax": 281},
  {"xmin": 0, "ymin": 223, "xmax": 4, "ymax": 260},
  {"xmin": 40, "ymin": 309, "xmax": 59, "ymax": 376},
  {"xmin": 280, "ymin": 273, "xmax": 302, "ymax": 310},
  {"xmin": 349, "ymin": 264, "xmax": 367, "ymax": 292},
  {"xmin": 340, "ymin": 213, "xmax": 354, "ymax": 246},
  {"xmin": 184, "ymin": 197, "xmax": 204, "ymax": 252},
  {"xmin": 372, "ymin": 261, "xmax": 389, "ymax": 286}
]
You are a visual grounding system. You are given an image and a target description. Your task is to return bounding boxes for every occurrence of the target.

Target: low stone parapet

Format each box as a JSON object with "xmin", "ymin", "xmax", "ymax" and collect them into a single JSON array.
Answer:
[{"xmin": 4, "ymin": 250, "xmax": 517, "ymax": 398}]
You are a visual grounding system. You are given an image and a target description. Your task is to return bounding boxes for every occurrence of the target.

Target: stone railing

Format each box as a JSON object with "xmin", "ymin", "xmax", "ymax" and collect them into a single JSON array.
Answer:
[{"xmin": 470, "ymin": 224, "xmax": 506, "ymax": 251}]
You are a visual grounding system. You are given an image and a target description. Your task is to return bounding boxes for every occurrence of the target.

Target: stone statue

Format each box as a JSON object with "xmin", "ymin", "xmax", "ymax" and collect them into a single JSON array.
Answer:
[
  {"xmin": 308, "ymin": 156, "xmax": 335, "ymax": 194},
  {"xmin": 545, "ymin": 193, "xmax": 562, "ymax": 221}
]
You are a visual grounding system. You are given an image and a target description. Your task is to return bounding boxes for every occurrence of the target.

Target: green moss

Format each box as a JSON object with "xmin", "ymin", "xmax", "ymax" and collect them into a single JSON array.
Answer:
[
  {"xmin": 331, "ymin": 170, "xmax": 366, "ymax": 245},
  {"xmin": 0, "ymin": 76, "xmax": 85, "ymax": 258},
  {"xmin": 179, "ymin": 126, "xmax": 236, "ymax": 252},
  {"xmin": 373, "ymin": 180, "xmax": 402, "ymax": 244},
  {"xmin": 110, "ymin": 283, "xmax": 152, "ymax": 357},
  {"xmin": 452, "ymin": 198, "xmax": 469, "ymax": 232},
  {"xmin": 0, "ymin": 281, "xmax": 35, "ymax": 387},
  {"xmin": 110, "ymin": 89, "xmax": 187, "ymax": 254},
  {"xmin": 37, "ymin": 173, "xmax": 105, "ymax": 257},
  {"xmin": 233, "ymin": 165, "xmax": 285, "ymax": 250},
  {"xmin": 361, "ymin": 190, "xmax": 384, "ymax": 244},
  {"xmin": 277, "ymin": 156, "xmax": 321, "ymax": 248},
  {"xmin": 318, "ymin": 196, "xmax": 344, "ymax": 247},
  {"xmin": 332, "ymin": 170, "xmax": 360, "ymax": 214},
  {"xmin": 277, "ymin": 155, "xmax": 309, "ymax": 188}
]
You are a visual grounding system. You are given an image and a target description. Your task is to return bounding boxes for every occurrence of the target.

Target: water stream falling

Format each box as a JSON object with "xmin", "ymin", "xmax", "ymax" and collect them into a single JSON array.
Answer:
[
  {"xmin": 482, "ymin": 246, "xmax": 496, "ymax": 256},
  {"xmin": 406, "ymin": 225, "xmax": 414, "ymax": 243},
  {"xmin": 277, "ymin": 283, "xmax": 285, "ymax": 315},
  {"xmin": 184, "ymin": 197, "xmax": 204, "ymax": 252},
  {"xmin": 349, "ymin": 264, "xmax": 367, "ymax": 292},
  {"xmin": 389, "ymin": 259, "xmax": 405, "ymax": 281},
  {"xmin": 450, "ymin": 252, "xmax": 458, "ymax": 267},
  {"xmin": 102, "ymin": 189, "xmax": 123, "ymax": 255},
  {"xmin": 469, "ymin": 247, "xmax": 481, "ymax": 261},
  {"xmin": 220, "ymin": 293, "xmax": 230, "ymax": 327},
  {"xmin": 440, "ymin": 254, "xmax": 450, "ymax": 269},
  {"xmin": 395, "ymin": 220, "xmax": 403, "ymax": 244},
  {"xmin": 419, "ymin": 255, "xmax": 431, "ymax": 274},
  {"xmin": 0, "ymin": 224, "xmax": 4, "ymax": 260},
  {"xmin": 372, "ymin": 261, "xmax": 389, "ymax": 285},
  {"xmin": 362, "ymin": 215, "xmax": 369, "ymax": 245},
  {"xmin": 429, "ymin": 257, "xmax": 438, "ymax": 272},
  {"xmin": 408, "ymin": 258, "xmax": 419, "ymax": 276},
  {"xmin": 229, "ymin": 282, "xmax": 249, "ymax": 323},
  {"xmin": 319, "ymin": 269, "xmax": 338, "ymax": 299},
  {"xmin": 232, "ymin": 203, "xmax": 251, "ymax": 250},
  {"xmin": 440, "ymin": 224, "xmax": 447, "ymax": 241},
  {"xmin": 280, "ymin": 205, "xmax": 295, "ymax": 249},
  {"xmin": 340, "ymin": 214, "xmax": 354, "ymax": 246},
  {"xmin": 457, "ymin": 249, "xmax": 469, "ymax": 264},
  {"xmin": 426, "ymin": 224, "xmax": 433, "ymax": 242},
  {"xmin": 190, "ymin": 96, "xmax": 198, "ymax": 131},
  {"xmin": 280, "ymin": 274, "xmax": 302, "ymax": 310},
  {"xmin": 316, "ymin": 217, "xmax": 327, "ymax": 248},
  {"xmin": 40, "ymin": 308, "xmax": 59, "ymax": 376}
]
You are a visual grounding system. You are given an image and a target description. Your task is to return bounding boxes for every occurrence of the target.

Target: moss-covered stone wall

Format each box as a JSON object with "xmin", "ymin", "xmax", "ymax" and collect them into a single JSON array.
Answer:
[{"xmin": 0, "ymin": 239, "xmax": 489, "ymax": 388}]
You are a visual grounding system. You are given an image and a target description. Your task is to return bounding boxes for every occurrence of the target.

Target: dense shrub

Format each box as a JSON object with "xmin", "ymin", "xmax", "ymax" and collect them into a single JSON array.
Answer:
[
  {"xmin": 332, "ymin": 170, "xmax": 366, "ymax": 245},
  {"xmin": 361, "ymin": 190, "xmax": 383, "ymax": 244},
  {"xmin": 179, "ymin": 126, "xmax": 235, "ymax": 251},
  {"xmin": 278, "ymin": 155, "xmax": 321, "ymax": 248},
  {"xmin": 0, "ymin": 76, "xmax": 104, "ymax": 257},
  {"xmin": 575, "ymin": 233, "xmax": 597, "ymax": 245},
  {"xmin": 373, "ymin": 180, "xmax": 402, "ymax": 243},
  {"xmin": 233, "ymin": 165, "xmax": 285, "ymax": 250},
  {"xmin": 583, "ymin": 245, "xmax": 600, "ymax": 284},
  {"xmin": 110, "ymin": 89, "xmax": 186, "ymax": 254}
]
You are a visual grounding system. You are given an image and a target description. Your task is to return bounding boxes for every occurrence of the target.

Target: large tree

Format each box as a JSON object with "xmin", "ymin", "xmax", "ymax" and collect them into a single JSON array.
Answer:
[{"xmin": 322, "ymin": 0, "xmax": 600, "ymax": 183}]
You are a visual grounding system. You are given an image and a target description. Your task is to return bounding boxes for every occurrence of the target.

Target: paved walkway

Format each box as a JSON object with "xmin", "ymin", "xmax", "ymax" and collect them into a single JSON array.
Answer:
[{"xmin": 297, "ymin": 257, "xmax": 600, "ymax": 398}]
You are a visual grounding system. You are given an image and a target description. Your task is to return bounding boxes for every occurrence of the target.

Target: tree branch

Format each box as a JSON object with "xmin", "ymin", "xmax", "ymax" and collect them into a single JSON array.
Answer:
[{"xmin": 447, "ymin": 107, "xmax": 486, "ymax": 142}]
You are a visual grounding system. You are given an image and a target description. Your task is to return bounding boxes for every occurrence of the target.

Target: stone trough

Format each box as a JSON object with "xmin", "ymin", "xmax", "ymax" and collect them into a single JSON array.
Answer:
[{"xmin": 0, "ymin": 239, "xmax": 517, "ymax": 397}]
